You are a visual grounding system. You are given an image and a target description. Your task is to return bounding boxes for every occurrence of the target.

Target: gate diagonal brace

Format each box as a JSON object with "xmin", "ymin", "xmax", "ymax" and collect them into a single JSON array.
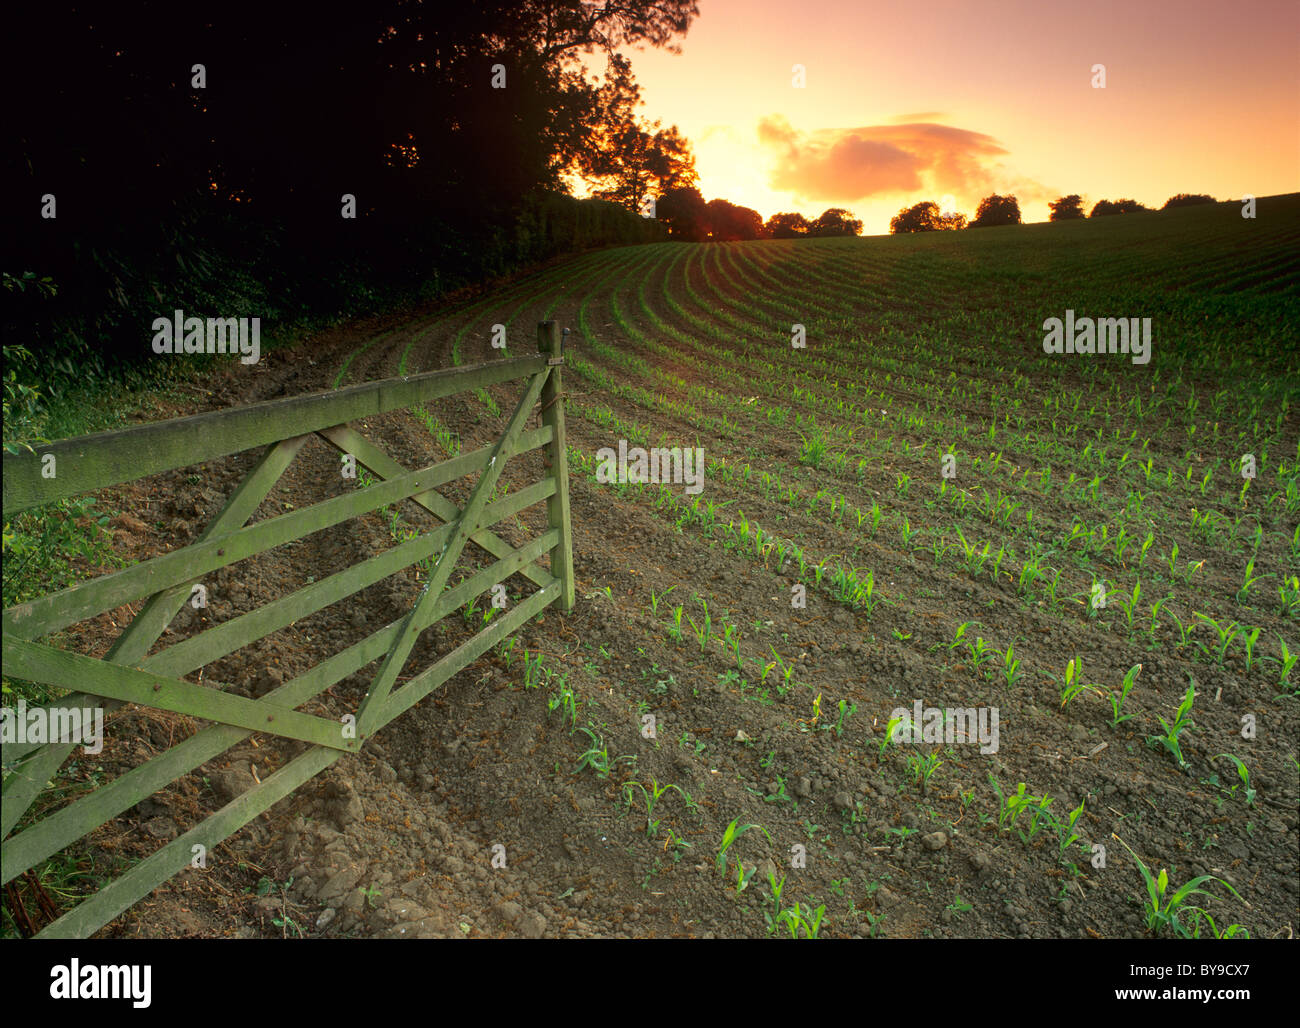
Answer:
[
  {"xmin": 3, "ymin": 636, "xmax": 358, "ymax": 754},
  {"xmin": 353, "ymin": 364, "xmax": 552, "ymax": 735}
]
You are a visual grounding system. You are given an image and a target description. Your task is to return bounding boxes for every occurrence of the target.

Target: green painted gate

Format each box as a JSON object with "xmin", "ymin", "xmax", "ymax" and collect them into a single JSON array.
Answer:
[{"xmin": 1, "ymin": 322, "xmax": 575, "ymax": 937}]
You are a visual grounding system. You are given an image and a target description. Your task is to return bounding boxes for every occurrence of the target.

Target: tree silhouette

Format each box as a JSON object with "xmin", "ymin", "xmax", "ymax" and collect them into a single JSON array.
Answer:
[
  {"xmin": 808, "ymin": 208, "xmax": 864, "ymax": 237},
  {"xmin": 705, "ymin": 199, "xmax": 763, "ymax": 240},
  {"xmin": 765, "ymin": 212, "xmax": 812, "ymax": 238},
  {"xmin": 968, "ymin": 195, "xmax": 1022, "ymax": 228},
  {"xmin": 656, "ymin": 186, "xmax": 709, "ymax": 240},
  {"xmin": 890, "ymin": 202, "xmax": 941, "ymax": 233},
  {"xmin": 1048, "ymin": 195, "xmax": 1086, "ymax": 221},
  {"xmin": 582, "ymin": 55, "xmax": 698, "ymax": 214},
  {"xmin": 1090, "ymin": 198, "xmax": 1151, "ymax": 217},
  {"xmin": 1162, "ymin": 193, "xmax": 1216, "ymax": 209}
]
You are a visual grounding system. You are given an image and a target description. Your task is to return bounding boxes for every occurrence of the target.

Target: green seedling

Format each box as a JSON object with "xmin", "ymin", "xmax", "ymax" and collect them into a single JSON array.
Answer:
[
  {"xmin": 832, "ymin": 699, "xmax": 857, "ymax": 738},
  {"xmin": 1184, "ymin": 910, "xmax": 1251, "ymax": 939},
  {"xmin": 1211, "ymin": 754, "xmax": 1256, "ymax": 807},
  {"xmin": 1237, "ymin": 557, "xmax": 1272, "ymax": 604},
  {"xmin": 665, "ymin": 604, "xmax": 685, "ymax": 642},
  {"xmin": 716, "ymin": 817, "xmax": 772, "ymax": 877},
  {"xmin": 1146, "ymin": 681, "xmax": 1196, "ymax": 769},
  {"xmin": 878, "ymin": 714, "xmax": 910, "ymax": 758},
  {"xmin": 649, "ymin": 585, "xmax": 676, "ymax": 616},
  {"xmin": 1262, "ymin": 633, "xmax": 1297, "ymax": 690},
  {"xmin": 1059, "ymin": 657, "xmax": 1105, "ymax": 707},
  {"xmin": 1116, "ymin": 836, "xmax": 1243, "ymax": 938},
  {"xmin": 1054, "ymin": 799, "xmax": 1087, "ymax": 864},
  {"xmin": 1001, "ymin": 644, "xmax": 1023, "ymax": 688},
  {"xmin": 907, "ymin": 751, "xmax": 943, "ymax": 792},
  {"xmin": 989, "ymin": 774, "xmax": 1051, "ymax": 837},
  {"xmin": 1108, "ymin": 663, "xmax": 1140, "ymax": 728},
  {"xmin": 777, "ymin": 901, "xmax": 827, "ymax": 939}
]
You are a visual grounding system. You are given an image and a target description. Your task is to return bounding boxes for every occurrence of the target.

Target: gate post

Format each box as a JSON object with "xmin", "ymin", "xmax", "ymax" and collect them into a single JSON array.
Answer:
[{"xmin": 537, "ymin": 321, "xmax": 575, "ymax": 610}]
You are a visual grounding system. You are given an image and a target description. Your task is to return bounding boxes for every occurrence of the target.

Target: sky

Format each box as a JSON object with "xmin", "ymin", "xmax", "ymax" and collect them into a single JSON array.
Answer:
[{"xmin": 593, "ymin": 0, "xmax": 1300, "ymax": 235}]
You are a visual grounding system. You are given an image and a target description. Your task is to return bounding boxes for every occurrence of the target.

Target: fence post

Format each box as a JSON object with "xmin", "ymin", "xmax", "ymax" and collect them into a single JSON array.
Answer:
[{"xmin": 537, "ymin": 321, "xmax": 575, "ymax": 611}]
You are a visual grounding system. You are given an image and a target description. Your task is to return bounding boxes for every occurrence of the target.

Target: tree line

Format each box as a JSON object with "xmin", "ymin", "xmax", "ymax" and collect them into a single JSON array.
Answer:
[
  {"xmin": 890, "ymin": 192, "xmax": 1219, "ymax": 233},
  {"xmin": 650, "ymin": 188, "xmax": 863, "ymax": 240}
]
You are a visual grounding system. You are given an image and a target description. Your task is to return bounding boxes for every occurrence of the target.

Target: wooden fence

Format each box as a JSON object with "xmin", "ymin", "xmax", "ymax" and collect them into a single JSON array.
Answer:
[{"xmin": 0, "ymin": 322, "xmax": 575, "ymax": 938}]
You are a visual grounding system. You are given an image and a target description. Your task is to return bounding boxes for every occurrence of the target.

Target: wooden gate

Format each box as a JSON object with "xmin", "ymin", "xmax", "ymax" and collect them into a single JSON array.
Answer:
[{"xmin": 1, "ymin": 322, "xmax": 575, "ymax": 938}]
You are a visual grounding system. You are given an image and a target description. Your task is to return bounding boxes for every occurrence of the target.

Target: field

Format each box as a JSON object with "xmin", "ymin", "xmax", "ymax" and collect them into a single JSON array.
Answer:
[{"xmin": 12, "ymin": 196, "xmax": 1299, "ymax": 939}]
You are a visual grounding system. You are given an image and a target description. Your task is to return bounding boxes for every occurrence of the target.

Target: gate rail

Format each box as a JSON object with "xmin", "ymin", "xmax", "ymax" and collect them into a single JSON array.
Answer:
[{"xmin": 0, "ymin": 321, "xmax": 574, "ymax": 938}]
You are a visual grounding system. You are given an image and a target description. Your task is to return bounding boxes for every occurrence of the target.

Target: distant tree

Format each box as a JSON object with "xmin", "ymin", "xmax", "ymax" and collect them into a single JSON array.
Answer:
[
  {"xmin": 704, "ymin": 198, "xmax": 763, "ymax": 240},
  {"xmin": 808, "ymin": 207, "xmax": 864, "ymax": 237},
  {"xmin": 968, "ymin": 194, "xmax": 1021, "ymax": 228},
  {"xmin": 1162, "ymin": 193, "xmax": 1216, "ymax": 209},
  {"xmin": 656, "ymin": 185, "xmax": 708, "ymax": 240},
  {"xmin": 1090, "ymin": 198, "xmax": 1151, "ymax": 217},
  {"xmin": 1048, "ymin": 194, "xmax": 1086, "ymax": 221},
  {"xmin": 765, "ymin": 212, "xmax": 811, "ymax": 238},
  {"xmin": 890, "ymin": 201, "xmax": 941, "ymax": 233},
  {"xmin": 936, "ymin": 211, "xmax": 967, "ymax": 230}
]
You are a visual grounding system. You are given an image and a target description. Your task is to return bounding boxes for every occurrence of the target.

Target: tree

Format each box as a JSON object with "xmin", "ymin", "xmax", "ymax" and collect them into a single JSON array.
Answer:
[
  {"xmin": 890, "ymin": 201, "xmax": 941, "ymax": 233},
  {"xmin": 580, "ymin": 55, "xmax": 698, "ymax": 214},
  {"xmin": 1162, "ymin": 193, "xmax": 1216, "ymax": 209},
  {"xmin": 765, "ymin": 212, "xmax": 811, "ymax": 238},
  {"xmin": 1048, "ymin": 195, "xmax": 1086, "ymax": 221},
  {"xmin": 1090, "ymin": 198, "xmax": 1150, "ymax": 217},
  {"xmin": 936, "ymin": 211, "xmax": 967, "ymax": 230},
  {"xmin": 656, "ymin": 186, "xmax": 709, "ymax": 240},
  {"xmin": 968, "ymin": 194, "xmax": 1022, "ymax": 228},
  {"xmin": 704, "ymin": 198, "xmax": 763, "ymax": 240},
  {"xmin": 808, "ymin": 208, "xmax": 864, "ymax": 237}
]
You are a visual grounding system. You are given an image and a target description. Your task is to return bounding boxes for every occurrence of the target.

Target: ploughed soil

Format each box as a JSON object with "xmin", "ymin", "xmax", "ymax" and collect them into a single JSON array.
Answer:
[{"xmin": 10, "ymin": 237, "xmax": 1298, "ymax": 940}]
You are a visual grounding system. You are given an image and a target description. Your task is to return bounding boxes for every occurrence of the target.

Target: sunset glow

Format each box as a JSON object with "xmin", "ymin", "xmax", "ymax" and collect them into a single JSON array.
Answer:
[{"xmin": 599, "ymin": 0, "xmax": 1300, "ymax": 233}]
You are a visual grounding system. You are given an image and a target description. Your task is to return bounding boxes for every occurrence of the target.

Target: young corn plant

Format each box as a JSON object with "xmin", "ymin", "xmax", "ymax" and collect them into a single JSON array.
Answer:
[
  {"xmin": 1111, "ymin": 581, "xmax": 1143, "ymax": 637},
  {"xmin": 965, "ymin": 634, "xmax": 997, "ymax": 680},
  {"xmin": 546, "ymin": 676, "xmax": 579, "ymax": 729},
  {"xmin": 1261, "ymin": 633, "xmax": 1297, "ymax": 690},
  {"xmin": 1211, "ymin": 754, "xmax": 1257, "ymax": 807},
  {"xmin": 1237, "ymin": 557, "xmax": 1272, "ymax": 604},
  {"xmin": 1058, "ymin": 657, "xmax": 1106, "ymax": 708},
  {"xmin": 715, "ymin": 818, "xmax": 771, "ymax": 890},
  {"xmin": 907, "ymin": 751, "xmax": 943, "ymax": 793},
  {"xmin": 1002, "ymin": 644, "xmax": 1023, "ymax": 689},
  {"xmin": 1241, "ymin": 626, "xmax": 1262, "ymax": 673},
  {"xmin": 1192, "ymin": 614, "xmax": 1240, "ymax": 666},
  {"xmin": 989, "ymin": 775, "xmax": 1051, "ymax": 838},
  {"xmin": 1278, "ymin": 575, "xmax": 1300, "ymax": 618},
  {"xmin": 1108, "ymin": 664, "xmax": 1141, "ymax": 728},
  {"xmin": 878, "ymin": 713, "xmax": 911, "ymax": 759},
  {"xmin": 776, "ymin": 901, "xmax": 827, "ymax": 939},
  {"xmin": 1116, "ymin": 837, "xmax": 1243, "ymax": 938},
  {"xmin": 831, "ymin": 699, "xmax": 857, "ymax": 738},
  {"xmin": 665, "ymin": 604, "xmax": 685, "ymax": 642},
  {"xmin": 649, "ymin": 585, "xmax": 676, "ymax": 617},
  {"xmin": 1054, "ymin": 799, "xmax": 1087, "ymax": 867},
  {"xmin": 1146, "ymin": 681, "xmax": 1196, "ymax": 769}
]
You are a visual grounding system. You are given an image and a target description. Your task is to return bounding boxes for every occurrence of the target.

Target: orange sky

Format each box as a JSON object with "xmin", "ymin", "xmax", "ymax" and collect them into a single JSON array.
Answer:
[{"xmin": 590, "ymin": 0, "xmax": 1300, "ymax": 234}]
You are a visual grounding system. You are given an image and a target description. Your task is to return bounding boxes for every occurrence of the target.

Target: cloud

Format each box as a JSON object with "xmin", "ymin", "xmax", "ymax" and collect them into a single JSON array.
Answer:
[{"xmin": 756, "ymin": 115, "xmax": 1041, "ymax": 206}]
